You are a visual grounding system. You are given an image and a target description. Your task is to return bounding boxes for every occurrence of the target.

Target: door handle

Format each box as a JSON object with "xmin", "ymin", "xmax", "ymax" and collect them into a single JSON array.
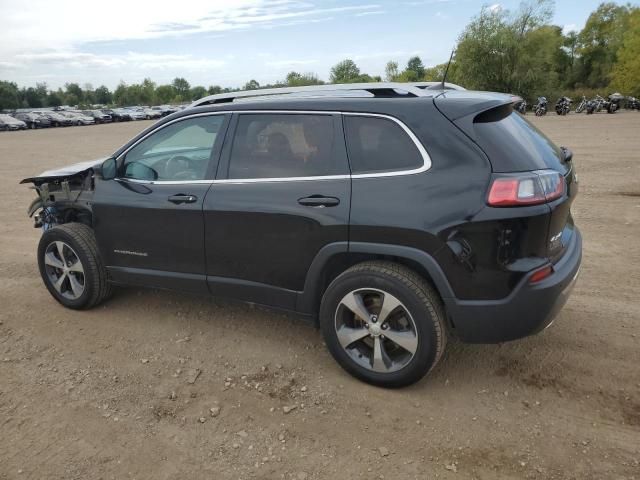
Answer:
[
  {"xmin": 168, "ymin": 194, "xmax": 197, "ymax": 204},
  {"xmin": 298, "ymin": 195, "xmax": 340, "ymax": 208}
]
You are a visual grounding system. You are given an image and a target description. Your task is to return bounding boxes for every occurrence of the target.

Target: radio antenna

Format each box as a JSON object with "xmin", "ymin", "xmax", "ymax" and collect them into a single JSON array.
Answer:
[{"xmin": 441, "ymin": 48, "xmax": 456, "ymax": 90}]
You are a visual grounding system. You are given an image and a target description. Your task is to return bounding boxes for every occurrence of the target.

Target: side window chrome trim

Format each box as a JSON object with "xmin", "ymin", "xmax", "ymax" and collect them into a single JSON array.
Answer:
[{"xmin": 114, "ymin": 110, "xmax": 431, "ymax": 185}]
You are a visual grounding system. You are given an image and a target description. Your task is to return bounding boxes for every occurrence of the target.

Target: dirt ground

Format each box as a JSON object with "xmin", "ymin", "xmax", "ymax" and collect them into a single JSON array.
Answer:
[{"xmin": 0, "ymin": 112, "xmax": 639, "ymax": 480}]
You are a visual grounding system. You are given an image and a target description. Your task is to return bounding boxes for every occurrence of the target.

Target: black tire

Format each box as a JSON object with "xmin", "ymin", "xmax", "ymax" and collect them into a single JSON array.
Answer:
[
  {"xmin": 319, "ymin": 261, "xmax": 447, "ymax": 388},
  {"xmin": 37, "ymin": 223, "xmax": 112, "ymax": 310}
]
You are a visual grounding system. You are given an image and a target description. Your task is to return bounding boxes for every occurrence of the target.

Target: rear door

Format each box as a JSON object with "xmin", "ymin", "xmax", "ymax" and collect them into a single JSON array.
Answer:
[
  {"xmin": 203, "ymin": 112, "xmax": 351, "ymax": 310},
  {"xmin": 93, "ymin": 113, "xmax": 229, "ymax": 293}
]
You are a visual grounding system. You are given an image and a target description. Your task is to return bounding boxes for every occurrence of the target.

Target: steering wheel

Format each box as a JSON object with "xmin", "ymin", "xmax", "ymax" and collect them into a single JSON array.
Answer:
[{"xmin": 165, "ymin": 155, "xmax": 198, "ymax": 180}]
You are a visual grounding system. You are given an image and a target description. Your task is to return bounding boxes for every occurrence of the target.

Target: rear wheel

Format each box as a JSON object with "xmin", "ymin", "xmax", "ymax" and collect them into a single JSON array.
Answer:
[
  {"xmin": 320, "ymin": 261, "xmax": 447, "ymax": 388},
  {"xmin": 38, "ymin": 223, "xmax": 112, "ymax": 309}
]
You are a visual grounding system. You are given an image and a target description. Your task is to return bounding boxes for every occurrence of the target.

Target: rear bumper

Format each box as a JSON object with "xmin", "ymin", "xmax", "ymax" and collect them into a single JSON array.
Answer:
[{"xmin": 447, "ymin": 227, "xmax": 582, "ymax": 343}]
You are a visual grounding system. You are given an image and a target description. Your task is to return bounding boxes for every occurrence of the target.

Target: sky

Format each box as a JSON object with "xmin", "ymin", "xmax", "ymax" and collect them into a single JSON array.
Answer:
[{"xmin": 0, "ymin": 0, "xmax": 632, "ymax": 90}]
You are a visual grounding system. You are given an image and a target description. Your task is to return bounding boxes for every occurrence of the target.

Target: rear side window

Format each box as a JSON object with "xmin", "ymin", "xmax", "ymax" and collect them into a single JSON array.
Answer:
[
  {"xmin": 472, "ymin": 105, "xmax": 566, "ymax": 173},
  {"xmin": 344, "ymin": 116, "xmax": 423, "ymax": 174},
  {"xmin": 228, "ymin": 114, "xmax": 340, "ymax": 179}
]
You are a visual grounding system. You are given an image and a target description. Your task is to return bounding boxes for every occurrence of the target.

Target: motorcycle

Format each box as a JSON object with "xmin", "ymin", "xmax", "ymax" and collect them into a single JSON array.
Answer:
[
  {"xmin": 534, "ymin": 96, "xmax": 548, "ymax": 116},
  {"xmin": 607, "ymin": 93, "xmax": 624, "ymax": 113},
  {"xmin": 625, "ymin": 96, "xmax": 640, "ymax": 110},
  {"xmin": 555, "ymin": 96, "xmax": 572, "ymax": 115},
  {"xmin": 586, "ymin": 95, "xmax": 605, "ymax": 114},
  {"xmin": 515, "ymin": 99, "xmax": 527, "ymax": 114},
  {"xmin": 575, "ymin": 95, "xmax": 587, "ymax": 113}
]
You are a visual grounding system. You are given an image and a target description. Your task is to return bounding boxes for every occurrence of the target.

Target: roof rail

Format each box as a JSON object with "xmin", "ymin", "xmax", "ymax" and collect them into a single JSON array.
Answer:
[
  {"xmin": 410, "ymin": 81, "xmax": 466, "ymax": 91},
  {"xmin": 189, "ymin": 82, "xmax": 428, "ymax": 108}
]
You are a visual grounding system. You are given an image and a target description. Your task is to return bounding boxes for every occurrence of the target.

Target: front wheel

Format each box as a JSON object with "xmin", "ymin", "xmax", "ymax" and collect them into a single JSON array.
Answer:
[
  {"xmin": 38, "ymin": 223, "xmax": 112, "ymax": 309},
  {"xmin": 320, "ymin": 261, "xmax": 447, "ymax": 388}
]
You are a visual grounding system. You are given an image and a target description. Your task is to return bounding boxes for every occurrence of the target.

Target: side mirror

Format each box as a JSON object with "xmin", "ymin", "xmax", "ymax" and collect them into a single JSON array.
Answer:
[{"xmin": 100, "ymin": 158, "xmax": 117, "ymax": 180}]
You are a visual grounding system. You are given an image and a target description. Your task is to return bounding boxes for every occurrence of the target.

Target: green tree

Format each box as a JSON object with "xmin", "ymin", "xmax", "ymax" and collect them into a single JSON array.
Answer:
[
  {"xmin": 575, "ymin": 2, "xmax": 632, "ymax": 88},
  {"xmin": 140, "ymin": 78, "xmax": 156, "ymax": 105},
  {"xmin": 385, "ymin": 61, "xmax": 399, "ymax": 81},
  {"xmin": 113, "ymin": 82, "xmax": 132, "ymax": 106},
  {"xmin": 423, "ymin": 63, "xmax": 447, "ymax": 81},
  {"xmin": 243, "ymin": 79, "xmax": 260, "ymax": 90},
  {"xmin": 285, "ymin": 71, "xmax": 323, "ymax": 86},
  {"xmin": 22, "ymin": 87, "xmax": 44, "ymax": 108},
  {"xmin": 156, "ymin": 84, "xmax": 177, "ymax": 103},
  {"xmin": 405, "ymin": 56, "xmax": 426, "ymax": 81},
  {"xmin": 0, "ymin": 81, "xmax": 20, "ymax": 109},
  {"xmin": 330, "ymin": 59, "xmax": 361, "ymax": 83},
  {"xmin": 207, "ymin": 85, "xmax": 223, "ymax": 95},
  {"xmin": 94, "ymin": 85, "xmax": 112, "ymax": 105},
  {"xmin": 190, "ymin": 85, "xmax": 207, "ymax": 100},
  {"xmin": 611, "ymin": 8, "xmax": 640, "ymax": 95},
  {"xmin": 64, "ymin": 83, "xmax": 83, "ymax": 105},
  {"xmin": 454, "ymin": 0, "xmax": 556, "ymax": 99},
  {"xmin": 47, "ymin": 91, "xmax": 63, "ymax": 107},
  {"xmin": 172, "ymin": 77, "xmax": 191, "ymax": 98}
]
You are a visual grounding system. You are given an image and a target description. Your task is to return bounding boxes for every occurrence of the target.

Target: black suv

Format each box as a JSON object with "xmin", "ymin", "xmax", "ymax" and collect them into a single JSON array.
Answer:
[{"xmin": 22, "ymin": 83, "xmax": 581, "ymax": 387}]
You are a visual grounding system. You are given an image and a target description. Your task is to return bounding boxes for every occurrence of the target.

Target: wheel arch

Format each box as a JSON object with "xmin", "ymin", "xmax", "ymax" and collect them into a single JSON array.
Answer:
[{"xmin": 297, "ymin": 242, "xmax": 455, "ymax": 321}]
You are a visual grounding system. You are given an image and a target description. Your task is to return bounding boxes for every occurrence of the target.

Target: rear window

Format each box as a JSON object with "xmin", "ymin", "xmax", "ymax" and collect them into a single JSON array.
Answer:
[
  {"xmin": 472, "ymin": 105, "xmax": 566, "ymax": 173},
  {"xmin": 344, "ymin": 116, "xmax": 423, "ymax": 174}
]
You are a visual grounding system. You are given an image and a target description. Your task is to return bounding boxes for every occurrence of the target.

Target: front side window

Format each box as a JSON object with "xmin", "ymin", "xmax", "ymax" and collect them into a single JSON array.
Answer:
[
  {"xmin": 122, "ymin": 115, "xmax": 224, "ymax": 181},
  {"xmin": 228, "ymin": 114, "xmax": 340, "ymax": 179},
  {"xmin": 344, "ymin": 115, "xmax": 424, "ymax": 174}
]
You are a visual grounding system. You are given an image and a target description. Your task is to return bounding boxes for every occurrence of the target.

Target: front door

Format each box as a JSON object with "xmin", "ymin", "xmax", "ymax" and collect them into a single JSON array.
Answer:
[
  {"xmin": 93, "ymin": 113, "xmax": 229, "ymax": 293},
  {"xmin": 203, "ymin": 112, "xmax": 351, "ymax": 310}
]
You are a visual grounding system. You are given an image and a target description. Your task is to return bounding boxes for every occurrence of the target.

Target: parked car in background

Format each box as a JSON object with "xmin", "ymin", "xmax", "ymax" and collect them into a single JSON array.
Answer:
[
  {"xmin": 12, "ymin": 112, "xmax": 51, "ymax": 129},
  {"xmin": 132, "ymin": 107, "xmax": 161, "ymax": 120},
  {"xmin": 122, "ymin": 108, "xmax": 147, "ymax": 120},
  {"xmin": 151, "ymin": 105, "xmax": 178, "ymax": 117},
  {"xmin": 102, "ymin": 109, "xmax": 132, "ymax": 122},
  {"xmin": 82, "ymin": 110, "xmax": 112, "ymax": 124},
  {"xmin": 32, "ymin": 111, "xmax": 74, "ymax": 127},
  {"xmin": 144, "ymin": 107, "xmax": 162, "ymax": 119},
  {"xmin": 60, "ymin": 111, "xmax": 95, "ymax": 126},
  {"xmin": 0, "ymin": 114, "xmax": 27, "ymax": 131}
]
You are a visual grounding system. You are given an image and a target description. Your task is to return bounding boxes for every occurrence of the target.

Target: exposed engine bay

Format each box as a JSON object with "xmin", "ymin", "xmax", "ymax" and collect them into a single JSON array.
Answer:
[{"xmin": 21, "ymin": 159, "xmax": 102, "ymax": 230}]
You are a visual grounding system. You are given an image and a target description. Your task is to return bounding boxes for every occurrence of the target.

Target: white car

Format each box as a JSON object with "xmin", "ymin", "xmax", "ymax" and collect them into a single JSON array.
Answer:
[
  {"xmin": 60, "ymin": 111, "xmax": 96, "ymax": 126},
  {"xmin": 0, "ymin": 114, "xmax": 27, "ymax": 131},
  {"xmin": 140, "ymin": 107, "xmax": 162, "ymax": 119},
  {"xmin": 124, "ymin": 108, "xmax": 147, "ymax": 120}
]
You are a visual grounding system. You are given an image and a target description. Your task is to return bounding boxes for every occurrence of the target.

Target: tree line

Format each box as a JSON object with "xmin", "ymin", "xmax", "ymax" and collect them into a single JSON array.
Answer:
[{"xmin": 1, "ymin": 1, "xmax": 638, "ymax": 110}]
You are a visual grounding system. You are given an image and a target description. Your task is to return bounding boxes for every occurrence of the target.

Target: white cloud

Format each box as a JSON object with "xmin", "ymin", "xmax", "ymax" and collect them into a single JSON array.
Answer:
[
  {"xmin": 0, "ymin": 0, "xmax": 386, "ymax": 87},
  {"xmin": 0, "ymin": 1, "xmax": 381, "ymax": 60},
  {"xmin": 563, "ymin": 23, "xmax": 578, "ymax": 34},
  {"xmin": 488, "ymin": 3, "xmax": 502, "ymax": 13},
  {"xmin": 355, "ymin": 11, "xmax": 385, "ymax": 17}
]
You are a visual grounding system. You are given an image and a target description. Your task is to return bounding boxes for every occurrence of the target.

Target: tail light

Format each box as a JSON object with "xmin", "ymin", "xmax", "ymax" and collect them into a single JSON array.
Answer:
[{"xmin": 487, "ymin": 170, "xmax": 565, "ymax": 207}]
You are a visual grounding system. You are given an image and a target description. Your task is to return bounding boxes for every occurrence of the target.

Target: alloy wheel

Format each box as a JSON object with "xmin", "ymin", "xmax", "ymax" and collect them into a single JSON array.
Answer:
[
  {"xmin": 43, "ymin": 241, "xmax": 85, "ymax": 300},
  {"xmin": 334, "ymin": 288, "xmax": 418, "ymax": 373}
]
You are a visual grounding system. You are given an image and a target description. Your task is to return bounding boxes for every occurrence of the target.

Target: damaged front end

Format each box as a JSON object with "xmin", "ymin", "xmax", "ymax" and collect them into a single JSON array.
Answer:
[{"xmin": 21, "ymin": 159, "xmax": 105, "ymax": 230}]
